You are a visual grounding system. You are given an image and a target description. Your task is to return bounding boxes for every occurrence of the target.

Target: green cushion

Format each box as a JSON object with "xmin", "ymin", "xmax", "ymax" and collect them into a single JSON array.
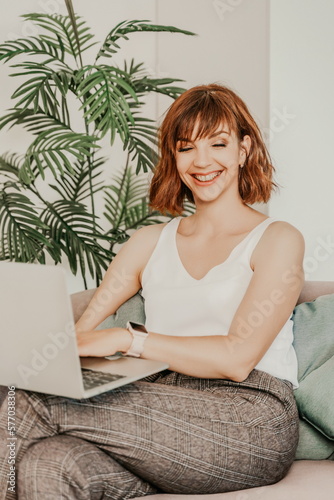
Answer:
[
  {"xmin": 292, "ymin": 294, "xmax": 334, "ymax": 442},
  {"xmin": 296, "ymin": 418, "xmax": 334, "ymax": 460},
  {"xmin": 293, "ymin": 294, "xmax": 334, "ymax": 380},
  {"xmin": 295, "ymin": 356, "xmax": 334, "ymax": 440}
]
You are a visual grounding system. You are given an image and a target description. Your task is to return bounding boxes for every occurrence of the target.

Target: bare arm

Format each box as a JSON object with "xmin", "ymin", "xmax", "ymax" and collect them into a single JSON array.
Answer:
[
  {"xmin": 77, "ymin": 222, "xmax": 305, "ymax": 382},
  {"xmin": 75, "ymin": 224, "xmax": 166, "ymax": 333}
]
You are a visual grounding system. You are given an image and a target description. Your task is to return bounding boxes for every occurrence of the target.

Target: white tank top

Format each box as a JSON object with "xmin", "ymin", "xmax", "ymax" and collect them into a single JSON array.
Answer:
[{"xmin": 141, "ymin": 216, "xmax": 299, "ymax": 388}]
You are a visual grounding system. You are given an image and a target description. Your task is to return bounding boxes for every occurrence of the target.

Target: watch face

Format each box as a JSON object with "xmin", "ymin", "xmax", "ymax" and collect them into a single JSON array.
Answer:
[{"xmin": 128, "ymin": 321, "xmax": 148, "ymax": 333}]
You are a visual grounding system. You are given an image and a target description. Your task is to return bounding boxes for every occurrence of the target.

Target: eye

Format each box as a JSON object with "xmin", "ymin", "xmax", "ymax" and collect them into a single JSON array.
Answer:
[
  {"xmin": 177, "ymin": 145, "xmax": 193, "ymax": 153},
  {"xmin": 212, "ymin": 143, "xmax": 227, "ymax": 148}
]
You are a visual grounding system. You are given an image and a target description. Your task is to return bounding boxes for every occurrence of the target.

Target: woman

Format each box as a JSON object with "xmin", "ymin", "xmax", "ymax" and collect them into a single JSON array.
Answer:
[{"xmin": 0, "ymin": 84, "xmax": 304, "ymax": 499}]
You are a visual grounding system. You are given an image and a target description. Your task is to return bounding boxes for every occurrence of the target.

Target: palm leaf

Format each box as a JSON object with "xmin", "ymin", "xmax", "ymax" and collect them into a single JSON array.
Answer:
[
  {"xmin": 49, "ymin": 156, "xmax": 105, "ymax": 202},
  {"xmin": 0, "ymin": 36, "xmax": 65, "ymax": 63},
  {"xmin": 0, "ymin": 153, "xmax": 23, "ymax": 181},
  {"xmin": 21, "ymin": 13, "xmax": 96, "ymax": 61},
  {"xmin": 76, "ymin": 65, "xmax": 137, "ymax": 142},
  {"xmin": 10, "ymin": 62, "xmax": 73, "ymax": 122},
  {"xmin": 123, "ymin": 59, "xmax": 185, "ymax": 101},
  {"xmin": 0, "ymin": 188, "xmax": 53, "ymax": 263},
  {"xmin": 14, "ymin": 115, "xmax": 99, "ymax": 183},
  {"xmin": 133, "ymin": 76, "xmax": 185, "ymax": 100},
  {"xmin": 124, "ymin": 198, "xmax": 168, "ymax": 229},
  {"xmin": 96, "ymin": 20, "xmax": 196, "ymax": 60},
  {"xmin": 182, "ymin": 201, "xmax": 196, "ymax": 216},
  {"xmin": 41, "ymin": 200, "xmax": 112, "ymax": 280},
  {"xmin": 127, "ymin": 116, "xmax": 158, "ymax": 173},
  {"xmin": 0, "ymin": 151, "xmax": 40, "ymax": 188},
  {"xmin": 104, "ymin": 165, "xmax": 143, "ymax": 228},
  {"xmin": 103, "ymin": 164, "xmax": 167, "ymax": 232},
  {"xmin": 104, "ymin": 179, "xmax": 130, "ymax": 230},
  {"xmin": 0, "ymin": 108, "xmax": 70, "ymax": 135}
]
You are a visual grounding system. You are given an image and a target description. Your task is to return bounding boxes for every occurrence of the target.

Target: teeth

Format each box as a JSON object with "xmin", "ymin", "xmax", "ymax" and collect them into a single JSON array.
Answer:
[{"xmin": 193, "ymin": 171, "xmax": 221, "ymax": 182}]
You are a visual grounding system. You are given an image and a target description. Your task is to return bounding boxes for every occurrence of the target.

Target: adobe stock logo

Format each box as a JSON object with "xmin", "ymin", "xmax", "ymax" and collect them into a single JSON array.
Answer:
[
  {"xmin": 212, "ymin": 0, "xmax": 245, "ymax": 22},
  {"xmin": 304, "ymin": 234, "xmax": 334, "ymax": 279},
  {"xmin": 6, "ymin": 0, "xmax": 63, "ymax": 41},
  {"xmin": 17, "ymin": 322, "xmax": 76, "ymax": 385},
  {"xmin": 16, "ymin": 267, "xmax": 135, "ymax": 385},
  {"xmin": 262, "ymin": 107, "xmax": 297, "ymax": 144}
]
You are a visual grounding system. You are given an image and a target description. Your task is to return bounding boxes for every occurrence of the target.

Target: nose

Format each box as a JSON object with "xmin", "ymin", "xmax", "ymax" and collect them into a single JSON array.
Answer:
[{"xmin": 193, "ymin": 146, "xmax": 212, "ymax": 168}]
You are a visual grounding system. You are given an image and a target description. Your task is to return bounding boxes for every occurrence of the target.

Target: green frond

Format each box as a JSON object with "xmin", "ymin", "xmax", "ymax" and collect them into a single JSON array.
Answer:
[
  {"xmin": 104, "ymin": 166, "xmax": 135, "ymax": 228},
  {"xmin": 0, "ymin": 153, "xmax": 23, "ymax": 181},
  {"xmin": 0, "ymin": 36, "xmax": 65, "ymax": 63},
  {"xmin": 0, "ymin": 108, "xmax": 70, "ymax": 135},
  {"xmin": 10, "ymin": 62, "xmax": 73, "ymax": 122},
  {"xmin": 124, "ymin": 198, "xmax": 167, "ymax": 229},
  {"xmin": 122, "ymin": 60, "xmax": 185, "ymax": 100},
  {"xmin": 182, "ymin": 201, "xmax": 196, "ymax": 216},
  {"xmin": 96, "ymin": 20, "xmax": 196, "ymax": 60},
  {"xmin": 0, "ymin": 108, "xmax": 34, "ymax": 131},
  {"xmin": 76, "ymin": 65, "xmax": 137, "ymax": 142},
  {"xmin": 127, "ymin": 117, "xmax": 158, "ymax": 173},
  {"xmin": 103, "ymin": 163, "xmax": 168, "ymax": 233},
  {"xmin": 0, "ymin": 188, "xmax": 53, "ymax": 263},
  {"xmin": 49, "ymin": 156, "xmax": 105, "ymax": 202},
  {"xmin": 21, "ymin": 13, "xmax": 96, "ymax": 61},
  {"xmin": 41, "ymin": 200, "xmax": 112, "ymax": 281},
  {"xmin": 132, "ymin": 76, "xmax": 186, "ymax": 100},
  {"xmin": 19, "ymin": 120, "xmax": 99, "ymax": 183}
]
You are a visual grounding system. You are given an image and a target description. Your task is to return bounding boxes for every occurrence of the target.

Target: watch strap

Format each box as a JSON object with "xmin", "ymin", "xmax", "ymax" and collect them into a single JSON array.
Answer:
[{"xmin": 125, "ymin": 321, "xmax": 148, "ymax": 357}]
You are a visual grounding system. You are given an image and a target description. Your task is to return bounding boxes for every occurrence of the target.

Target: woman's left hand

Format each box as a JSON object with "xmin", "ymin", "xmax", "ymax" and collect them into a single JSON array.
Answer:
[{"xmin": 76, "ymin": 327, "xmax": 131, "ymax": 357}]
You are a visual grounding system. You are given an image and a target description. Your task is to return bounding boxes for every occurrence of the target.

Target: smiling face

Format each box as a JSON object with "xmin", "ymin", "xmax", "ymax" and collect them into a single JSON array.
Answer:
[
  {"xmin": 175, "ymin": 124, "xmax": 251, "ymax": 204},
  {"xmin": 149, "ymin": 85, "xmax": 274, "ymax": 215}
]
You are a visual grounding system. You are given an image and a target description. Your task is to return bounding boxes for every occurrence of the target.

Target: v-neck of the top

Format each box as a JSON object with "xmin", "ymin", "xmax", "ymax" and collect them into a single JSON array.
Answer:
[{"xmin": 173, "ymin": 216, "xmax": 273, "ymax": 281}]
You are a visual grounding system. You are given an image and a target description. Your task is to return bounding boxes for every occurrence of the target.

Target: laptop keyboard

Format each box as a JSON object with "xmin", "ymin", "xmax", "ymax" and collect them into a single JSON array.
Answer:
[{"xmin": 81, "ymin": 368, "xmax": 126, "ymax": 391}]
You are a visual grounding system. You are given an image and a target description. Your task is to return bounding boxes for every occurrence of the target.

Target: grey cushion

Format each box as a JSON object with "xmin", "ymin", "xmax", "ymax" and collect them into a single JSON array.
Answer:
[
  {"xmin": 96, "ymin": 292, "xmax": 145, "ymax": 330},
  {"xmin": 292, "ymin": 294, "xmax": 334, "ymax": 442}
]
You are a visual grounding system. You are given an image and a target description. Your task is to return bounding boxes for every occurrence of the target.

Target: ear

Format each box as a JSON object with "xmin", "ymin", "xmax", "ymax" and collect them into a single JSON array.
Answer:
[{"xmin": 239, "ymin": 135, "xmax": 251, "ymax": 165}]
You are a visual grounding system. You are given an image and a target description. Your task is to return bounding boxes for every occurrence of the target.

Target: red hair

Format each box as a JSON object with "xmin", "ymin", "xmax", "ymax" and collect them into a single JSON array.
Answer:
[{"xmin": 149, "ymin": 84, "xmax": 277, "ymax": 215}]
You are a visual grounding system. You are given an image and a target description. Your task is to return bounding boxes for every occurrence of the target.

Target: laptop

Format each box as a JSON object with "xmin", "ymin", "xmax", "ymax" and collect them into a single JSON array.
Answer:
[{"xmin": 0, "ymin": 262, "xmax": 168, "ymax": 399}]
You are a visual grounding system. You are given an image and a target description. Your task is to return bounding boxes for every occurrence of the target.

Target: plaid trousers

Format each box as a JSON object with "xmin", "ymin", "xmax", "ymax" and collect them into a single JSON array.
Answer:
[{"xmin": 0, "ymin": 369, "xmax": 299, "ymax": 499}]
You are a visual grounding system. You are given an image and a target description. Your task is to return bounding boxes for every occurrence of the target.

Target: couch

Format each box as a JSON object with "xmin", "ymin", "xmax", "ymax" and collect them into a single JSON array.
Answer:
[{"xmin": 70, "ymin": 280, "xmax": 334, "ymax": 500}]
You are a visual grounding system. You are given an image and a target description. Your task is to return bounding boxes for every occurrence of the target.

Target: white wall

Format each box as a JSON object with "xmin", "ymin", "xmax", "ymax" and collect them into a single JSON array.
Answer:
[
  {"xmin": 269, "ymin": 0, "xmax": 334, "ymax": 280},
  {"xmin": 0, "ymin": 0, "xmax": 269, "ymax": 292}
]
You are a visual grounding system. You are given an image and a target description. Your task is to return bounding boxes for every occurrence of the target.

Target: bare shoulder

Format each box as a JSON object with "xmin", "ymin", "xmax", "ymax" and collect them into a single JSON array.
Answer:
[
  {"xmin": 252, "ymin": 220, "xmax": 305, "ymax": 268},
  {"xmin": 129, "ymin": 222, "xmax": 168, "ymax": 247},
  {"xmin": 265, "ymin": 220, "xmax": 304, "ymax": 247},
  {"xmin": 128, "ymin": 223, "xmax": 169, "ymax": 284},
  {"xmin": 124, "ymin": 222, "xmax": 169, "ymax": 262},
  {"xmin": 109, "ymin": 222, "xmax": 169, "ymax": 286}
]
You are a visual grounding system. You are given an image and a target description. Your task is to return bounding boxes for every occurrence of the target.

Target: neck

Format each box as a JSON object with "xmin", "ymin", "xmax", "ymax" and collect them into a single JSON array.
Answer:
[{"xmin": 190, "ymin": 191, "xmax": 255, "ymax": 234}]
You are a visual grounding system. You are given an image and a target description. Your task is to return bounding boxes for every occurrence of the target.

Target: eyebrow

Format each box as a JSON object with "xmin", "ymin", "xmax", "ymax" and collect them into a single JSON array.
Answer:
[{"xmin": 176, "ymin": 130, "xmax": 230, "ymax": 142}]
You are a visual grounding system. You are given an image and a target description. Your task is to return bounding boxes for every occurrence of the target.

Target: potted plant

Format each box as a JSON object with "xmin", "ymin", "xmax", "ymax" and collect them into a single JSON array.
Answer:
[{"xmin": 0, "ymin": 3, "xmax": 195, "ymax": 287}]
